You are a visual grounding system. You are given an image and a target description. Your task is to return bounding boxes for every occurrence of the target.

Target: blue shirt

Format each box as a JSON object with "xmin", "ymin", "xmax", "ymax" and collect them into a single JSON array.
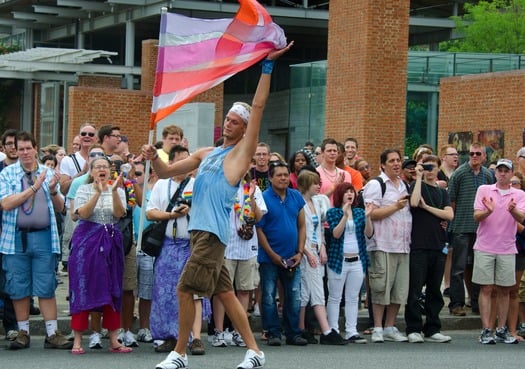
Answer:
[
  {"xmin": 0, "ymin": 162, "xmax": 62, "ymax": 254},
  {"xmin": 257, "ymin": 186, "xmax": 305, "ymax": 263},
  {"xmin": 188, "ymin": 145, "xmax": 237, "ymax": 245}
]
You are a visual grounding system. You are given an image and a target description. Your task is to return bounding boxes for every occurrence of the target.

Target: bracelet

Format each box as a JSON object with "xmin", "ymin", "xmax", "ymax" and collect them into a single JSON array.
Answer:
[
  {"xmin": 261, "ymin": 59, "xmax": 275, "ymax": 74},
  {"xmin": 50, "ymin": 191, "xmax": 58, "ymax": 196},
  {"xmin": 30, "ymin": 185, "xmax": 37, "ymax": 193},
  {"xmin": 152, "ymin": 153, "xmax": 159, "ymax": 161}
]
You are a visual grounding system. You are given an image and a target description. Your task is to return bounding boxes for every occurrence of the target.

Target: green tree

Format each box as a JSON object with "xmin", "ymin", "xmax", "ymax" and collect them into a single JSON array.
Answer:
[{"xmin": 441, "ymin": 0, "xmax": 525, "ymax": 53}]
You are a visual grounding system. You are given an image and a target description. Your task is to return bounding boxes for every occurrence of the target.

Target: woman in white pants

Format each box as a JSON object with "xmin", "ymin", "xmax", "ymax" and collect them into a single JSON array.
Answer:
[{"xmin": 326, "ymin": 183, "xmax": 373, "ymax": 343}]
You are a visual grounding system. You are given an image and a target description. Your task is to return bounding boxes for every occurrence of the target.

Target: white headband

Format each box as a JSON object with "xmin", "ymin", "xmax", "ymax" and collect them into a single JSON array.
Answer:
[{"xmin": 229, "ymin": 103, "xmax": 250, "ymax": 124}]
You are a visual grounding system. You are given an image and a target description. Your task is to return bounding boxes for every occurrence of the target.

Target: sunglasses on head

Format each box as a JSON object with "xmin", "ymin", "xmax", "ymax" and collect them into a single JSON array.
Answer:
[
  {"xmin": 89, "ymin": 152, "xmax": 105, "ymax": 158},
  {"xmin": 80, "ymin": 131, "xmax": 95, "ymax": 137},
  {"xmin": 469, "ymin": 151, "xmax": 483, "ymax": 157}
]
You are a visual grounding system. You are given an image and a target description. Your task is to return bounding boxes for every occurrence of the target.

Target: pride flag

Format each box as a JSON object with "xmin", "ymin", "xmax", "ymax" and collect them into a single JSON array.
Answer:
[{"xmin": 150, "ymin": 0, "xmax": 287, "ymax": 129}]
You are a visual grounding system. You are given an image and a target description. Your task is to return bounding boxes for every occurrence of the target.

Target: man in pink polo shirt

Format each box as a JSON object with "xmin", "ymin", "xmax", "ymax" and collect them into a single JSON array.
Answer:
[{"xmin": 473, "ymin": 158, "xmax": 525, "ymax": 345}]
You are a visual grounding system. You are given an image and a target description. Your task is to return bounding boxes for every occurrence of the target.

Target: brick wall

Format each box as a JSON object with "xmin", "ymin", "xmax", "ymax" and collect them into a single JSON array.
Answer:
[
  {"xmin": 67, "ymin": 40, "xmax": 224, "ymax": 154},
  {"xmin": 325, "ymin": 0, "xmax": 409, "ymax": 171},
  {"xmin": 439, "ymin": 69, "xmax": 525, "ymax": 164}
]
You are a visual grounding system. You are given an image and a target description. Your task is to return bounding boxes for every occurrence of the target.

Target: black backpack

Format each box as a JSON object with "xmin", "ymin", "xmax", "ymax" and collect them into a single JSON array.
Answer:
[{"xmin": 356, "ymin": 177, "xmax": 408, "ymax": 208}]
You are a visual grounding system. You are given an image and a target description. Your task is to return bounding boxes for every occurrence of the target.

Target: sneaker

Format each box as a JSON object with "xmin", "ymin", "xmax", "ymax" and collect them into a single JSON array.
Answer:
[
  {"xmin": 89, "ymin": 332, "xmax": 103, "ymax": 349},
  {"xmin": 118, "ymin": 329, "xmax": 139, "ymax": 347},
  {"xmin": 371, "ymin": 329, "xmax": 384, "ymax": 343},
  {"xmin": 494, "ymin": 327, "xmax": 518, "ymax": 344},
  {"xmin": 100, "ymin": 328, "xmax": 109, "ymax": 339},
  {"xmin": 301, "ymin": 330, "xmax": 318, "ymax": 344},
  {"xmin": 383, "ymin": 327, "xmax": 408, "ymax": 342},
  {"xmin": 236, "ymin": 349, "xmax": 265, "ymax": 369},
  {"xmin": 231, "ymin": 331, "xmax": 247, "ymax": 347},
  {"xmin": 5, "ymin": 329, "xmax": 18, "ymax": 341},
  {"xmin": 518, "ymin": 323, "xmax": 525, "ymax": 338},
  {"xmin": 189, "ymin": 338, "xmax": 205, "ymax": 355},
  {"xmin": 252, "ymin": 304, "xmax": 261, "ymax": 317},
  {"xmin": 345, "ymin": 334, "xmax": 367, "ymax": 344},
  {"xmin": 319, "ymin": 329, "xmax": 346, "ymax": 345},
  {"xmin": 286, "ymin": 335, "xmax": 308, "ymax": 346},
  {"xmin": 479, "ymin": 328, "xmax": 496, "ymax": 344},
  {"xmin": 7, "ymin": 329, "xmax": 30, "ymax": 350},
  {"xmin": 223, "ymin": 328, "xmax": 233, "ymax": 345},
  {"xmin": 450, "ymin": 306, "xmax": 466, "ymax": 316},
  {"xmin": 212, "ymin": 330, "xmax": 227, "ymax": 347},
  {"xmin": 44, "ymin": 330, "xmax": 74, "ymax": 349},
  {"xmin": 267, "ymin": 336, "xmax": 281, "ymax": 346},
  {"xmin": 155, "ymin": 338, "xmax": 177, "ymax": 353},
  {"xmin": 137, "ymin": 328, "xmax": 153, "ymax": 343},
  {"xmin": 155, "ymin": 351, "xmax": 188, "ymax": 369},
  {"xmin": 426, "ymin": 332, "xmax": 452, "ymax": 343},
  {"xmin": 407, "ymin": 332, "xmax": 425, "ymax": 343}
]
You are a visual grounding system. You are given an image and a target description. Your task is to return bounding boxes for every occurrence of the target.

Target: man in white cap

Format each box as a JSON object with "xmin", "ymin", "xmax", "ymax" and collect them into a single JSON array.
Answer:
[{"xmin": 473, "ymin": 158, "xmax": 525, "ymax": 344}]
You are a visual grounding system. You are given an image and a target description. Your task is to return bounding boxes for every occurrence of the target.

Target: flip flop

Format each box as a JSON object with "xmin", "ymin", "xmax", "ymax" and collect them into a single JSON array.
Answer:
[
  {"xmin": 109, "ymin": 345, "xmax": 133, "ymax": 353},
  {"xmin": 71, "ymin": 347, "xmax": 85, "ymax": 355}
]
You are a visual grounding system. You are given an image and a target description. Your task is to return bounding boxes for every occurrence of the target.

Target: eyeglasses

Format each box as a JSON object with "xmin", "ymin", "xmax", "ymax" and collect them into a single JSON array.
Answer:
[
  {"xmin": 93, "ymin": 165, "xmax": 110, "ymax": 170},
  {"xmin": 269, "ymin": 160, "xmax": 288, "ymax": 168},
  {"xmin": 109, "ymin": 134, "xmax": 121, "ymax": 139},
  {"xmin": 4, "ymin": 142, "xmax": 15, "ymax": 148},
  {"xmin": 89, "ymin": 152, "xmax": 105, "ymax": 158},
  {"xmin": 469, "ymin": 152, "xmax": 483, "ymax": 157},
  {"xmin": 135, "ymin": 171, "xmax": 143, "ymax": 176},
  {"xmin": 80, "ymin": 131, "xmax": 95, "ymax": 137}
]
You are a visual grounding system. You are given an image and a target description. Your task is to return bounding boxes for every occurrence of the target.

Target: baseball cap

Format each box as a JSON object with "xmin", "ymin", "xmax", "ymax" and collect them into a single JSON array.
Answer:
[
  {"xmin": 402, "ymin": 159, "xmax": 417, "ymax": 170},
  {"xmin": 496, "ymin": 158, "xmax": 513, "ymax": 170}
]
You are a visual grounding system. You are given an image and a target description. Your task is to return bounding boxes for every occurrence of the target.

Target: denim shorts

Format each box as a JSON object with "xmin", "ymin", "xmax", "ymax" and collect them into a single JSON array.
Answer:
[
  {"xmin": 137, "ymin": 251, "xmax": 154, "ymax": 300},
  {"xmin": 2, "ymin": 228, "xmax": 57, "ymax": 299}
]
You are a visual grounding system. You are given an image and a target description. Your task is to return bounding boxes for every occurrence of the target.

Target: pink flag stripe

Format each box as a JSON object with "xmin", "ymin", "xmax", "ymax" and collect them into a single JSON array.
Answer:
[{"xmin": 150, "ymin": 0, "xmax": 286, "ymax": 128}]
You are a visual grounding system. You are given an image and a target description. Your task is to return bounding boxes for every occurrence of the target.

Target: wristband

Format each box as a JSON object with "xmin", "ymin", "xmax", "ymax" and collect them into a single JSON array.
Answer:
[
  {"xmin": 31, "ymin": 185, "xmax": 37, "ymax": 193},
  {"xmin": 261, "ymin": 59, "xmax": 275, "ymax": 74},
  {"xmin": 50, "ymin": 191, "xmax": 58, "ymax": 196}
]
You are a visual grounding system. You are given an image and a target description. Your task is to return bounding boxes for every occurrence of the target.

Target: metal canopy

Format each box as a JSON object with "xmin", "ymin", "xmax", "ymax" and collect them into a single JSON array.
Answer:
[{"xmin": 0, "ymin": 47, "xmax": 140, "ymax": 80}]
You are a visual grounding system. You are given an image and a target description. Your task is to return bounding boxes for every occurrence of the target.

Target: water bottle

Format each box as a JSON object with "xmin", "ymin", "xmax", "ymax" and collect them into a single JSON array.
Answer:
[{"xmin": 120, "ymin": 163, "xmax": 132, "ymax": 178}]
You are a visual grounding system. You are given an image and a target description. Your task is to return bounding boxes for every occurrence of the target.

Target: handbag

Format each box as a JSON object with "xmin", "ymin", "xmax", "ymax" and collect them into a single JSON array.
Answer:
[{"xmin": 141, "ymin": 177, "xmax": 189, "ymax": 257}]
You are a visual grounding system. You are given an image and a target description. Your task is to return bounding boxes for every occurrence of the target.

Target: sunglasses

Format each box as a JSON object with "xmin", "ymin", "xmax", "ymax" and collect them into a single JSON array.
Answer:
[
  {"xmin": 511, "ymin": 180, "xmax": 521, "ymax": 185},
  {"xmin": 135, "ymin": 171, "xmax": 143, "ymax": 176},
  {"xmin": 89, "ymin": 152, "xmax": 105, "ymax": 158},
  {"xmin": 469, "ymin": 152, "xmax": 483, "ymax": 157},
  {"xmin": 314, "ymin": 152, "xmax": 321, "ymax": 156},
  {"xmin": 269, "ymin": 160, "xmax": 288, "ymax": 168},
  {"xmin": 80, "ymin": 131, "xmax": 95, "ymax": 137}
]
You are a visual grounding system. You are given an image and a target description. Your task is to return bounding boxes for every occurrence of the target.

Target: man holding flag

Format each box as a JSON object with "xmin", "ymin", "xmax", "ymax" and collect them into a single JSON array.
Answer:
[{"xmin": 142, "ymin": 3, "xmax": 291, "ymax": 368}]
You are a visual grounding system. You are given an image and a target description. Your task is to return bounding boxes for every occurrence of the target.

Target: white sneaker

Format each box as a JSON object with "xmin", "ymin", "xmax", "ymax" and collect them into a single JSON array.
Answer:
[
  {"xmin": 426, "ymin": 332, "xmax": 452, "ymax": 343},
  {"xmin": 89, "ymin": 332, "xmax": 103, "ymax": 349},
  {"xmin": 99, "ymin": 328, "xmax": 109, "ymax": 339},
  {"xmin": 137, "ymin": 328, "xmax": 153, "ymax": 343},
  {"xmin": 6, "ymin": 330, "xmax": 18, "ymax": 341},
  {"xmin": 383, "ymin": 327, "xmax": 408, "ymax": 342},
  {"xmin": 155, "ymin": 351, "xmax": 189, "ymax": 369},
  {"xmin": 231, "ymin": 331, "xmax": 247, "ymax": 347},
  {"xmin": 407, "ymin": 332, "xmax": 424, "ymax": 343},
  {"xmin": 118, "ymin": 329, "xmax": 139, "ymax": 347},
  {"xmin": 236, "ymin": 349, "xmax": 265, "ymax": 369},
  {"xmin": 371, "ymin": 329, "xmax": 384, "ymax": 343},
  {"xmin": 252, "ymin": 304, "xmax": 261, "ymax": 317},
  {"xmin": 224, "ymin": 328, "xmax": 233, "ymax": 345},
  {"xmin": 212, "ymin": 330, "xmax": 227, "ymax": 347}
]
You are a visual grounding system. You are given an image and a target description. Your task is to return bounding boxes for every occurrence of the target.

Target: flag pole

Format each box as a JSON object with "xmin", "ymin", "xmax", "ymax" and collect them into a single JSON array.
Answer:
[{"xmin": 136, "ymin": 6, "xmax": 168, "ymax": 251}]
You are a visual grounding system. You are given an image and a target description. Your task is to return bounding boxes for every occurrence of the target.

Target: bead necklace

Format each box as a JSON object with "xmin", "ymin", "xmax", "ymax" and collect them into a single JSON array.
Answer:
[
  {"xmin": 321, "ymin": 165, "xmax": 339, "ymax": 183},
  {"xmin": 20, "ymin": 169, "xmax": 36, "ymax": 215}
]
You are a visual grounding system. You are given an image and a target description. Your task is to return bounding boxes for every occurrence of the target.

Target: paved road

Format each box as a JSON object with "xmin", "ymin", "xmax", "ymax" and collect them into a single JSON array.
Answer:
[{"xmin": 1, "ymin": 331, "xmax": 521, "ymax": 369}]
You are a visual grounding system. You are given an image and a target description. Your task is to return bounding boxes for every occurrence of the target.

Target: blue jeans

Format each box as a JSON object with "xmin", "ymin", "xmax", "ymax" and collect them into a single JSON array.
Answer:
[{"xmin": 259, "ymin": 262, "xmax": 302, "ymax": 340}]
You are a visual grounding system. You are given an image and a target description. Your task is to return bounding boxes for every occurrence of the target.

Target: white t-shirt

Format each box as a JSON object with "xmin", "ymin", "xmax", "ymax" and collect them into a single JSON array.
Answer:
[{"xmin": 60, "ymin": 152, "xmax": 85, "ymax": 178}]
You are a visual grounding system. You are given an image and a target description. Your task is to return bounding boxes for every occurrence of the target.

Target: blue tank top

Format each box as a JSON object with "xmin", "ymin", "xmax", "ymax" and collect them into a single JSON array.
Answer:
[{"xmin": 188, "ymin": 145, "xmax": 238, "ymax": 245}]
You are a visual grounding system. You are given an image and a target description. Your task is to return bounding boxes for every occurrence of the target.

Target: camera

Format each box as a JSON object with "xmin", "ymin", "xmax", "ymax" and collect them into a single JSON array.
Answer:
[
  {"xmin": 421, "ymin": 163, "xmax": 434, "ymax": 171},
  {"xmin": 177, "ymin": 197, "xmax": 192, "ymax": 207}
]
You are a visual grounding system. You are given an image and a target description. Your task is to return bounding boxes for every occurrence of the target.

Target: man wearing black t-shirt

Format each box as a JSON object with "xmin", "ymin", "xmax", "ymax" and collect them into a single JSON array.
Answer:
[
  {"xmin": 251, "ymin": 143, "xmax": 271, "ymax": 192},
  {"xmin": 405, "ymin": 155, "xmax": 454, "ymax": 343}
]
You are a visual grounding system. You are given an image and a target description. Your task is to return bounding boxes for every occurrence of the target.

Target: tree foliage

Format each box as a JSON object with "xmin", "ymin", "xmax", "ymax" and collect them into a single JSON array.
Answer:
[{"xmin": 441, "ymin": 0, "xmax": 525, "ymax": 53}]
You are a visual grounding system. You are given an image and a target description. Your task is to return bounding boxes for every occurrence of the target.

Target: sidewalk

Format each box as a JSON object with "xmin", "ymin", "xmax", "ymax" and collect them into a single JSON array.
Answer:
[{"xmin": 1, "ymin": 272, "xmax": 481, "ymax": 336}]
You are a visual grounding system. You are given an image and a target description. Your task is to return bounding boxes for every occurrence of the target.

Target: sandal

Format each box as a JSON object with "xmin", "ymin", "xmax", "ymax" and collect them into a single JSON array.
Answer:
[
  {"xmin": 363, "ymin": 328, "xmax": 373, "ymax": 335},
  {"xmin": 109, "ymin": 345, "xmax": 133, "ymax": 353},
  {"xmin": 71, "ymin": 347, "xmax": 85, "ymax": 355}
]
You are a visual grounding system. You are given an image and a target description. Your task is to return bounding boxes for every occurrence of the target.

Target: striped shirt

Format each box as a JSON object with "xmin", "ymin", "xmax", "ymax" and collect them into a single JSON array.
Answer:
[
  {"xmin": 0, "ymin": 162, "xmax": 62, "ymax": 254},
  {"xmin": 448, "ymin": 162, "xmax": 494, "ymax": 234}
]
